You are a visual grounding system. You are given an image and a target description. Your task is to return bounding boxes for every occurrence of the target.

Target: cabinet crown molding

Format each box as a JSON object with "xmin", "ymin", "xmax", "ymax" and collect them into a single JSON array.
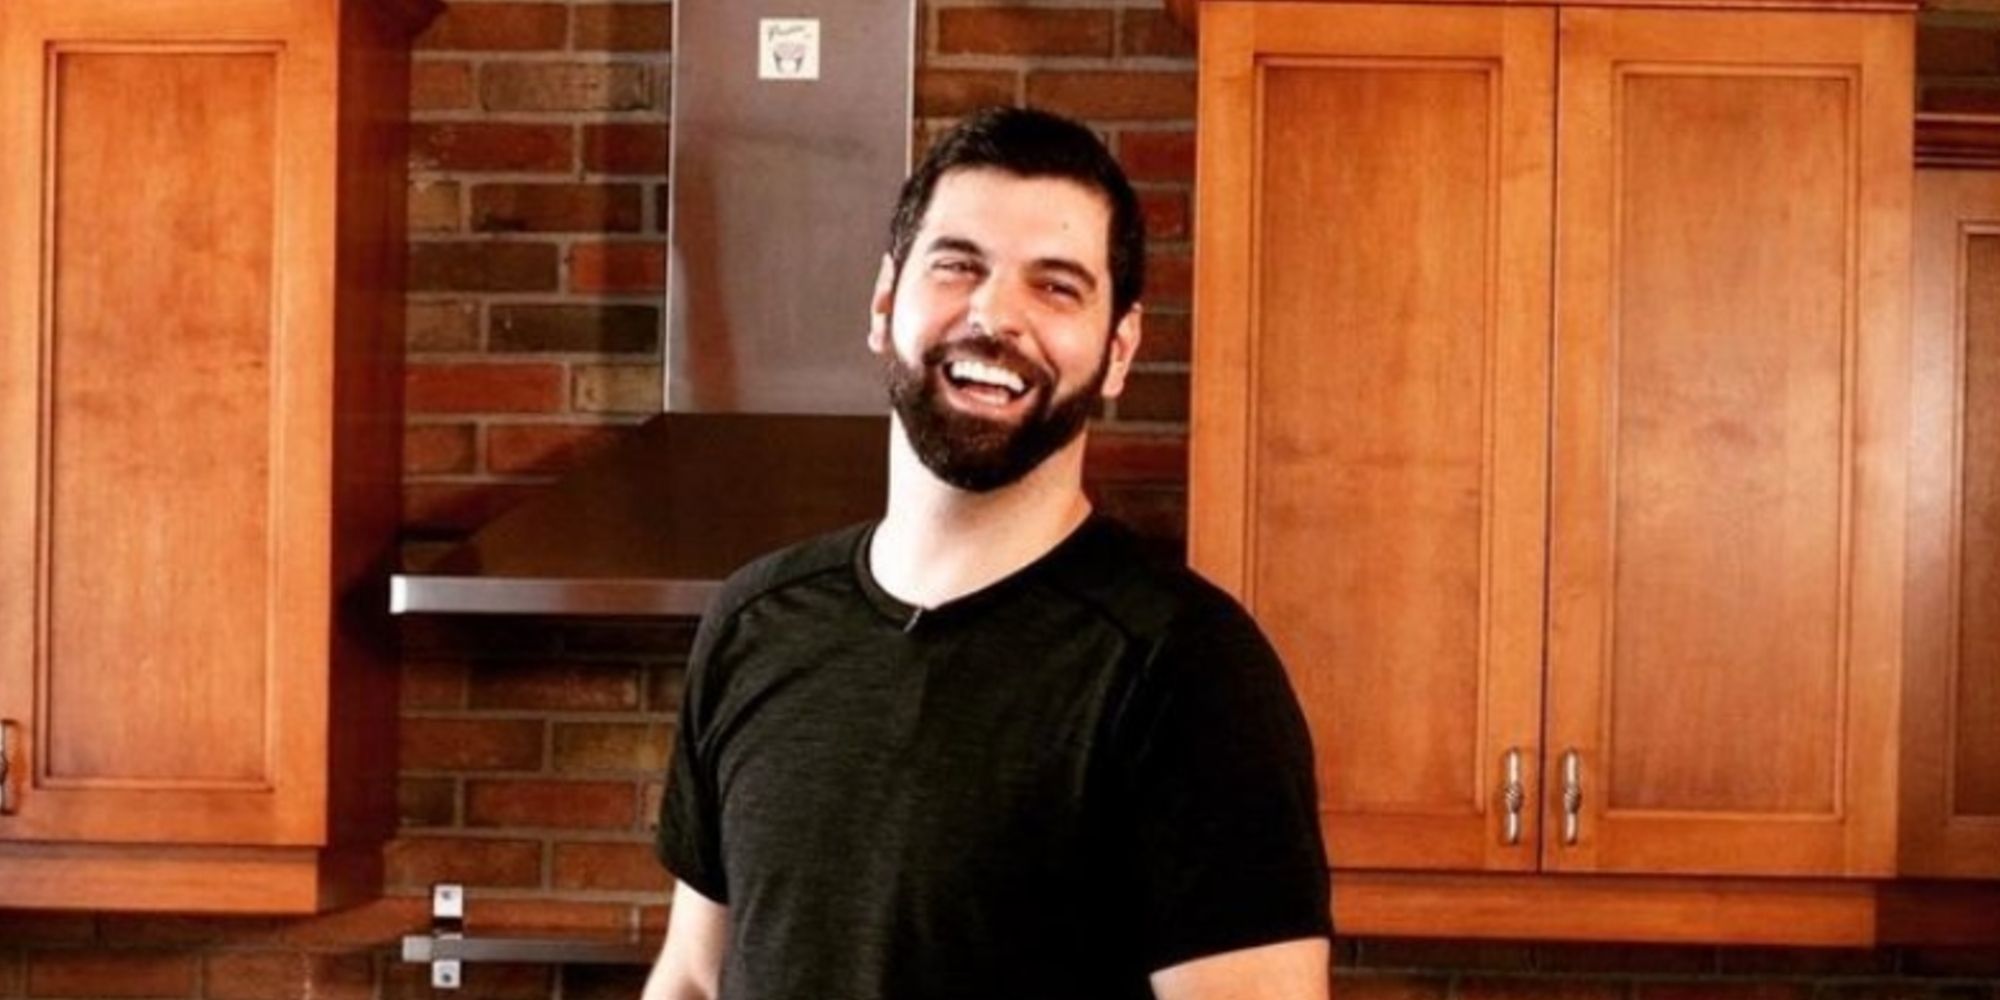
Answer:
[{"xmin": 1168, "ymin": 0, "xmax": 1921, "ymax": 38}]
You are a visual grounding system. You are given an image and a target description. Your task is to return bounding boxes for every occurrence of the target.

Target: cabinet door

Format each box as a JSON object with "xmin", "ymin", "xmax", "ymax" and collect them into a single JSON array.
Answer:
[
  {"xmin": 1903, "ymin": 168, "xmax": 2000, "ymax": 877},
  {"xmin": 0, "ymin": 0, "xmax": 334, "ymax": 846},
  {"xmin": 1546, "ymin": 7, "xmax": 1909, "ymax": 876},
  {"xmin": 1191, "ymin": 1, "xmax": 1554, "ymax": 871}
]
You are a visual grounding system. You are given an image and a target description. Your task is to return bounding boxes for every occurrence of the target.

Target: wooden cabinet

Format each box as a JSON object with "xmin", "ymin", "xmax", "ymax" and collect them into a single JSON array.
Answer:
[
  {"xmin": 0, "ymin": 0, "xmax": 433, "ymax": 912},
  {"xmin": 1904, "ymin": 162, "xmax": 2000, "ymax": 879},
  {"xmin": 1189, "ymin": 0, "xmax": 1911, "ymax": 893}
]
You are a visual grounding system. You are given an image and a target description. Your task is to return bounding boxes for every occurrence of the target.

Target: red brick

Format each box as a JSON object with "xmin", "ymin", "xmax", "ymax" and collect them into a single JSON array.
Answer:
[
  {"xmin": 408, "ymin": 180, "xmax": 462, "ymax": 233},
  {"xmin": 1117, "ymin": 129, "xmax": 1195, "ymax": 183},
  {"xmin": 552, "ymin": 722, "xmax": 671, "ymax": 773},
  {"xmin": 1636, "ymin": 986, "xmax": 1808, "ymax": 1000},
  {"xmin": 1922, "ymin": 85, "xmax": 2000, "ymax": 114},
  {"xmin": 409, "ymin": 242, "xmax": 560, "ymax": 293},
  {"xmin": 1536, "ymin": 945, "xmax": 1715, "ymax": 975},
  {"xmin": 0, "ymin": 951, "xmax": 19, "ymax": 996},
  {"xmin": 406, "ymin": 362, "xmax": 565, "ymax": 414},
  {"xmin": 411, "ymin": 60, "xmax": 475, "ymax": 110},
  {"xmin": 1458, "ymin": 978, "xmax": 1624, "ymax": 1000},
  {"xmin": 27, "ymin": 950, "xmax": 196, "ymax": 998},
  {"xmin": 1716, "ymin": 948, "xmax": 1896, "ymax": 976},
  {"xmin": 1147, "ymin": 249, "xmax": 1192, "ymax": 308},
  {"xmin": 482, "ymin": 62, "xmax": 653, "ymax": 112},
  {"xmin": 407, "ymin": 300, "xmax": 480, "ymax": 353},
  {"xmin": 405, "ymin": 423, "xmax": 476, "ymax": 475},
  {"xmin": 266, "ymin": 897, "xmax": 431, "ymax": 948},
  {"xmin": 569, "ymin": 242, "xmax": 666, "ymax": 293},
  {"xmin": 937, "ymin": 9, "xmax": 1113, "ymax": 57},
  {"xmin": 574, "ymin": 4, "xmax": 672, "ymax": 51},
  {"xmin": 399, "ymin": 776, "xmax": 457, "ymax": 827},
  {"xmin": 402, "ymin": 659, "xmax": 470, "ymax": 709},
  {"xmin": 1138, "ymin": 188, "xmax": 1188, "ymax": 241},
  {"xmin": 1330, "ymin": 974, "xmax": 1450, "ymax": 1000},
  {"xmin": 1121, "ymin": 9, "xmax": 1196, "ymax": 59},
  {"xmin": 204, "ymin": 952, "xmax": 369, "ymax": 1000},
  {"xmin": 916, "ymin": 70, "xmax": 1018, "ymax": 118},
  {"xmin": 1906, "ymin": 947, "xmax": 2000, "ymax": 976},
  {"xmin": 466, "ymin": 779, "xmax": 639, "ymax": 829},
  {"xmin": 383, "ymin": 836, "xmax": 543, "ymax": 889},
  {"xmin": 1356, "ymin": 940, "xmax": 1535, "ymax": 972},
  {"xmin": 1084, "ymin": 433, "xmax": 1185, "ymax": 484},
  {"xmin": 1026, "ymin": 71, "xmax": 1195, "ymax": 121},
  {"xmin": 403, "ymin": 482, "xmax": 548, "ymax": 533},
  {"xmin": 1920, "ymin": 24, "xmax": 2000, "ymax": 77},
  {"xmin": 486, "ymin": 424, "xmax": 626, "ymax": 476},
  {"xmin": 401, "ymin": 717, "xmax": 544, "ymax": 771},
  {"xmin": 1115, "ymin": 369, "xmax": 1187, "ymax": 424},
  {"xmin": 551, "ymin": 842, "xmax": 671, "ymax": 892},
  {"xmin": 411, "ymin": 123, "xmax": 574, "ymax": 173},
  {"xmin": 384, "ymin": 960, "xmax": 551, "ymax": 1000},
  {"xmin": 1139, "ymin": 309, "xmax": 1189, "ymax": 363},
  {"xmin": 417, "ymin": 4, "xmax": 567, "ymax": 51},
  {"xmin": 583, "ymin": 123, "xmax": 670, "ymax": 175},
  {"xmin": 490, "ymin": 304, "xmax": 660, "ymax": 354},
  {"xmin": 464, "ymin": 900, "xmax": 631, "ymax": 934},
  {"xmin": 473, "ymin": 183, "xmax": 644, "ymax": 233},
  {"xmin": 470, "ymin": 661, "xmax": 642, "ymax": 711},
  {"xmin": 90, "ymin": 916, "xmax": 268, "ymax": 947},
  {"xmin": 0, "ymin": 913, "xmax": 94, "ymax": 946}
]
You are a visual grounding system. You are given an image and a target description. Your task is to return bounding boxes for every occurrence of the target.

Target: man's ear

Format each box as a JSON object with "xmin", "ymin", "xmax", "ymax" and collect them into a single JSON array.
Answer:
[
  {"xmin": 1098, "ymin": 304, "xmax": 1144, "ymax": 400},
  {"xmin": 867, "ymin": 254, "xmax": 896, "ymax": 355}
]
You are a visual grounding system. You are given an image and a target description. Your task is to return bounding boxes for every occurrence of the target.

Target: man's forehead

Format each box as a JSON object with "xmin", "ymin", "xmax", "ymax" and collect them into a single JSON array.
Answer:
[{"xmin": 915, "ymin": 168, "xmax": 1112, "ymax": 261}]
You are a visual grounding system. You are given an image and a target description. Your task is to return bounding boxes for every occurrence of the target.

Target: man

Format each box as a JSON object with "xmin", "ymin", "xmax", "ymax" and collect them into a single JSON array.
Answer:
[{"xmin": 644, "ymin": 107, "xmax": 1330, "ymax": 1000}]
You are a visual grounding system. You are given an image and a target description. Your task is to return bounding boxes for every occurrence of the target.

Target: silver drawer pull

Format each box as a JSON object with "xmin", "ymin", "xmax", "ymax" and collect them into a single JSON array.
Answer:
[
  {"xmin": 1561, "ymin": 749, "xmax": 1583, "ymax": 846},
  {"xmin": 1500, "ymin": 747, "xmax": 1525, "ymax": 846}
]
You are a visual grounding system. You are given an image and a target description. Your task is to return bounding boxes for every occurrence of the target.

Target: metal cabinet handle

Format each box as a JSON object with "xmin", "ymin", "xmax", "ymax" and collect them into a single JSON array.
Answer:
[
  {"xmin": 1500, "ymin": 748, "xmax": 1525, "ymax": 846},
  {"xmin": 0, "ymin": 719, "xmax": 15, "ymax": 815},
  {"xmin": 1561, "ymin": 749, "xmax": 1582, "ymax": 846}
]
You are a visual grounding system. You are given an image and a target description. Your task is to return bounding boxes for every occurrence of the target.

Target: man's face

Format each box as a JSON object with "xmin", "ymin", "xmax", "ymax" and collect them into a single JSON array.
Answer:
[{"xmin": 868, "ymin": 168, "xmax": 1141, "ymax": 492}]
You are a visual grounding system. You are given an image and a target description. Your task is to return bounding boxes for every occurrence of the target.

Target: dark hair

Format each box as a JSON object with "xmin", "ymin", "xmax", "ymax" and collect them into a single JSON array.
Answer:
[{"xmin": 888, "ymin": 106, "xmax": 1146, "ymax": 322}]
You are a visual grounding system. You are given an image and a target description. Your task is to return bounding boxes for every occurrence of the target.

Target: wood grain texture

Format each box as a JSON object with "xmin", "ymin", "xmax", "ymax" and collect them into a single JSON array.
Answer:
[
  {"xmin": 1546, "ymin": 6, "xmax": 1909, "ymax": 877},
  {"xmin": 1191, "ymin": 1, "xmax": 1552, "ymax": 871},
  {"xmin": 0, "ymin": 0, "xmax": 426, "ymax": 911},
  {"xmin": 1904, "ymin": 168, "xmax": 2000, "ymax": 877}
]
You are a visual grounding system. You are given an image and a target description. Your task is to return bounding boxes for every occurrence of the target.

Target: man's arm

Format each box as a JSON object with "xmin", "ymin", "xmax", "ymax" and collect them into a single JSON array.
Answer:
[
  {"xmin": 640, "ymin": 881, "xmax": 730, "ymax": 1000},
  {"xmin": 1151, "ymin": 938, "xmax": 1331, "ymax": 1000}
]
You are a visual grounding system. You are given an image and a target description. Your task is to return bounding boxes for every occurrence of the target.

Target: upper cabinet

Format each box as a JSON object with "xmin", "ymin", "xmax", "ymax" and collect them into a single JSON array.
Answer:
[
  {"xmin": 0, "ymin": 0, "xmax": 435, "ymax": 912},
  {"xmin": 1905, "ymin": 160, "xmax": 2000, "ymax": 879},
  {"xmin": 1189, "ymin": 0, "xmax": 1912, "ymax": 892}
]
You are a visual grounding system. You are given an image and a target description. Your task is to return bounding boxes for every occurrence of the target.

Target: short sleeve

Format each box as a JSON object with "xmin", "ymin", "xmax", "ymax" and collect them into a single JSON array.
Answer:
[
  {"xmin": 655, "ymin": 608, "xmax": 734, "ymax": 903},
  {"xmin": 1115, "ymin": 592, "xmax": 1332, "ymax": 972}
]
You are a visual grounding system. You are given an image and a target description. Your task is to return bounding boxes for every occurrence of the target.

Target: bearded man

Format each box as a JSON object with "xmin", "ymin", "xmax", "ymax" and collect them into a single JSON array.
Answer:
[{"xmin": 644, "ymin": 107, "xmax": 1332, "ymax": 1000}]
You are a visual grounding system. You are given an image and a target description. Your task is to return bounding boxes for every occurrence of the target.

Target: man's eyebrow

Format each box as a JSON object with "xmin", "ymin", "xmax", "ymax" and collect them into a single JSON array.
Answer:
[{"xmin": 924, "ymin": 236, "xmax": 986, "ymax": 258}]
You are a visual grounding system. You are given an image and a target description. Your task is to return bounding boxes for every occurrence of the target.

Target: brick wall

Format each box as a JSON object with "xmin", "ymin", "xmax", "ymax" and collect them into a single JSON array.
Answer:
[{"xmin": 3, "ymin": 3, "xmax": 1998, "ymax": 999}]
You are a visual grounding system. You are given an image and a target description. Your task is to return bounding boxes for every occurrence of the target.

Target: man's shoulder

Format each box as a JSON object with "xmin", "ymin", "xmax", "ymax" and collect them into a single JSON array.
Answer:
[
  {"xmin": 704, "ymin": 521, "xmax": 871, "ymax": 627},
  {"xmin": 1054, "ymin": 518, "xmax": 1263, "ymax": 648}
]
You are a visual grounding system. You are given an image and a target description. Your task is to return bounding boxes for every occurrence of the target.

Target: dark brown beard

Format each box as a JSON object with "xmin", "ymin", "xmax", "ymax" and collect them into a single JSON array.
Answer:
[{"xmin": 881, "ymin": 332, "xmax": 1109, "ymax": 493}]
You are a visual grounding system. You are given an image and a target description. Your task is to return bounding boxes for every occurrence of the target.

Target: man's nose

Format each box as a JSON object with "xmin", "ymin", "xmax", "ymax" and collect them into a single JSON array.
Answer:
[{"xmin": 966, "ymin": 274, "xmax": 1028, "ymax": 339}]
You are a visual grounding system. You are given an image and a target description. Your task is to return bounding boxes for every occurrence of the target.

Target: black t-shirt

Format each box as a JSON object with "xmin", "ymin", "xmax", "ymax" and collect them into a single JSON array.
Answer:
[{"xmin": 657, "ymin": 515, "xmax": 1330, "ymax": 1000}]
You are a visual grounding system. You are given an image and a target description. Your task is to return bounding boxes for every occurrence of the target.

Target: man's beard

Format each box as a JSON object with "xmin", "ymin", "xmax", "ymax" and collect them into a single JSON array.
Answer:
[{"xmin": 882, "ymin": 329, "xmax": 1109, "ymax": 493}]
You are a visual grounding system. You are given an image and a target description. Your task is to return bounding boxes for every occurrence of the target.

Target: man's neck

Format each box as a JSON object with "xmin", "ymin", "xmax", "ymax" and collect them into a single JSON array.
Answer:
[{"xmin": 868, "ymin": 420, "xmax": 1094, "ymax": 609}]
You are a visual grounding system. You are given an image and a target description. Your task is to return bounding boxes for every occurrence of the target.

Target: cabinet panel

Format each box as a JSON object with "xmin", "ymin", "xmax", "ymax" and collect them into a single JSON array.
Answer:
[
  {"xmin": 1904, "ymin": 169, "xmax": 2000, "ymax": 876},
  {"xmin": 1548, "ymin": 7, "xmax": 1908, "ymax": 875},
  {"xmin": 45, "ymin": 51, "xmax": 278, "ymax": 788},
  {"xmin": 1192, "ymin": 1, "xmax": 1552, "ymax": 871}
]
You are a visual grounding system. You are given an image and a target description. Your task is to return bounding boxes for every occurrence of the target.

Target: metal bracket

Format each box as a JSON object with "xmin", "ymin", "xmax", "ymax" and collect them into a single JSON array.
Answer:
[
  {"xmin": 399, "ymin": 883, "xmax": 466, "ymax": 989},
  {"xmin": 398, "ymin": 882, "xmax": 657, "ymax": 981}
]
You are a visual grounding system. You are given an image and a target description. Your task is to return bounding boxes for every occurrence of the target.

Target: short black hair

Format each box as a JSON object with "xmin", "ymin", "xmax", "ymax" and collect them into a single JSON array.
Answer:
[{"xmin": 888, "ymin": 106, "xmax": 1146, "ymax": 322}]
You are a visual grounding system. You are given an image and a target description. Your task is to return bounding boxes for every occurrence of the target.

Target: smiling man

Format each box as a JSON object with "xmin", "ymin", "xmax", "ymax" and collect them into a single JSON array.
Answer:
[{"xmin": 643, "ymin": 107, "xmax": 1331, "ymax": 1000}]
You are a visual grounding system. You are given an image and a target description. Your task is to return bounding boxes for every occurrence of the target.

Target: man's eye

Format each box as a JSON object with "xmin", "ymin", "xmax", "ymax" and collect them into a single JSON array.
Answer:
[
  {"xmin": 1040, "ymin": 281, "xmax": 1083, "ymax": 302},
  {"xmin": 932, "ymin": 259, "xmax": 979, "ymax": 276}
]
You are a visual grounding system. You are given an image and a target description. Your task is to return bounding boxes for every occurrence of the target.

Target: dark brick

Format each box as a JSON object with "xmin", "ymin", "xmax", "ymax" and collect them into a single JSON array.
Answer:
[
  {"xmin": 574, "ymin": 3, "xmax": 672, "ymax": 51},
  {"xmin": 472, "ymin": 184, "xmax": 644, "ymax": 233},
  {"xmin": 584, "ymin": 123, "xmax": 670, "ymax": 175},
  {"xmin": 417, "ymin": 3, "xmax": 567, "ymax": 51},
  {"xmin": 409, "ymin": 242, "xmax": 561, "ymax": 293},
  {"xmin": 491, "ymin": 304, "xmax": 659, "ymax": 353},
  {"xmin": 400, "ymin": 717, "xmax": 545, "ymax": 771},
  {"xmin": 398, "ymin": 777, "xmax": 457, "ymax": 827},
  {"xmin": 411, "ymin": 122, "xmax": 574, "ymax": 173},
  {"xmin": 470, "ymin": 661, "xmax": 642, "ymax": 711},
  {"xmin": 482, "ymin": 62, "xmax": 653, "ymax": 112},
  {"xmin": 917, "ymin": 70, "xmax": 1017, "ymax": 118}
]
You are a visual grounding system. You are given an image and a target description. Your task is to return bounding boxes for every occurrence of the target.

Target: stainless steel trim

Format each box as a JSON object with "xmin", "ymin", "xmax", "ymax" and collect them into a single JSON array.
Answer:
[
  {"xmin": 1561, "ymin": 749, "xmax": 1583, "ymax": 846},
  {"xmin": 401, "ymin": 932, "xmax": 656, "ymax": 966},
  {"xmin": 390, "ymin": 575, "xmax": 720, "ymax": 617},
  {"xmin": 0, "ymin": 720, "xmax": 13, "ymax": 815},
  {"xmin": 1500, "ymin": 747, "xmax": 1525, "ymax": 846}
]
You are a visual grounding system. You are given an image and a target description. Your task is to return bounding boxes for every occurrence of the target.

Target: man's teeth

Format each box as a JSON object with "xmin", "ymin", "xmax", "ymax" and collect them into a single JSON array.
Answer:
[{"xmin": 947, "ymin": 360, "xmax": 1026, "ymax": 395}]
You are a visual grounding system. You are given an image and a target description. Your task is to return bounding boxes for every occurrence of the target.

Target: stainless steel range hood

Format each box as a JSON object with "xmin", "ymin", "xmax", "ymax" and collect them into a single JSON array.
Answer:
[{"xmin": 391, "ymin": 0, "xmax": 912, "ymax": 617}]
